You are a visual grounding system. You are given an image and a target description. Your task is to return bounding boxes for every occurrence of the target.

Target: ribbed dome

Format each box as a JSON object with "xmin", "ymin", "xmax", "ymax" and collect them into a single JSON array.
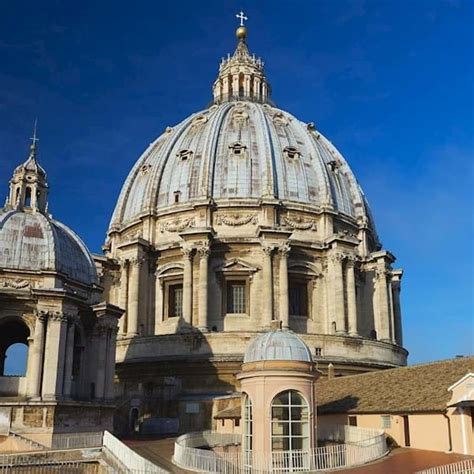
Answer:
[
  {"xmin": 244, "ymin": 331, "xmax": 313, "ymax": 363},
  {"xmin": 0, "ymin": 210, "xmax": 97, "ymax": 285},
  {"xmin": 109, "ymin": 101, "xmax": 374, "ymax": 231}
]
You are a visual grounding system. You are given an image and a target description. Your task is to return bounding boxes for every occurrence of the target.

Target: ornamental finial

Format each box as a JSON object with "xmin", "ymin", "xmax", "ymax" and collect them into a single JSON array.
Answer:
[{"xmin": 235, "ymin": 11, "xmax": 248, "ymax": 41}]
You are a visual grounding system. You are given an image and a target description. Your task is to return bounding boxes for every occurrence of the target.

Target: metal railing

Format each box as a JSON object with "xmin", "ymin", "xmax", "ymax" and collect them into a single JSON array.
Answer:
[
  {"xmin": 0, "ymin": 457, "xmax": 103, "ymax": 473},
  {"xmin": 173, "ymin": 425, "xmax": 388, "ymax": 473},
  {"xmin": 415, "ymin": 459, "xmax": 474, "ymax": 474},
  {"xmin": 51, "ymin": 431, "xmax": 104, "ymax": 450}
]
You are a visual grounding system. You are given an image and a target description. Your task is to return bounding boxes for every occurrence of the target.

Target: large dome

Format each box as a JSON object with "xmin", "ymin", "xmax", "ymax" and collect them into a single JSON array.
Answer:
[
  {"xmin": 0, "ymin": 210, "xmax": 97, "ymax": 285},
  {"xmin": 109, "ymin": 101, "xmax": 374, "ymax": 231}
]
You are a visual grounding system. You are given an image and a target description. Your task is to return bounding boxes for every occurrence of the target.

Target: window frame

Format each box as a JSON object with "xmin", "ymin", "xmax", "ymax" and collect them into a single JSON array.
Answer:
[
  {"xmin": 222, "ymin": 275, "xmax": 250, "ymax": 317},
  {"xmin": 271, "ymin": 390, "xmax": 310, "ymax": 454}
]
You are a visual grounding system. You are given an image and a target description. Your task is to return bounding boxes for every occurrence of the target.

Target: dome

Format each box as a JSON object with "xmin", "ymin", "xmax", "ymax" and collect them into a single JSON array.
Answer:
[
  {"xmin": 109, "ymin": 101, "xmax": 374, "ymax": 231},
  {"xmin": 0, "ymin": 210, "xmax": 97, "ymax": 285},
  {"xmin": 244, "ymin": 331, "xmax": 313, "ymax": 363}
]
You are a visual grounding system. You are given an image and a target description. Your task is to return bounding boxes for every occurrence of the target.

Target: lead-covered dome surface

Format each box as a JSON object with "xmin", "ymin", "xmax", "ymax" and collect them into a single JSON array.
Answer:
[
  {"xmin": 110, "ymin": 102, "xmax": 373, "ymax": 230},
  {"xmin": 0, "ymin": 210, "xmax": 97, "ymax": 285},
  {"xmin": 244, "ymin": 331, "xmax": 313, "ymax": 363}
]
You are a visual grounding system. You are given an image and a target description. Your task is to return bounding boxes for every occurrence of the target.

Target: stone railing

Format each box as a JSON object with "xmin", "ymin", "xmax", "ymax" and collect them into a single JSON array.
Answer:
[
  {"xmin": 0, "ymin": 376, "xmax": 27, "ymax": 397},
  {"xmin": 173, "ymin": 425, "xmax": 388, "ymax": 473},
  {"xmin": 102, "ymin": 430, "xmax": 168, "ymax": 473}
]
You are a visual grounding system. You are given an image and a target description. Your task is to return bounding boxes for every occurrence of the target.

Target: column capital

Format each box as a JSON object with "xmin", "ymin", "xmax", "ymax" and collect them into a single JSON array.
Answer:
[
  {"xmin": 129, "ymin": 256, "xmax": 146, "ymax": 267},
  {"xmin": 34, "ymin": 310, "xmax": 49, "ymax": 322},
  {"xmin": 278, "ymin": 242, "xmax": 291, "ymax": 257},
  {"xmin": 330, "ymin": 252, "xmax": 345, "ymax": 263},
  {"xmin": 197, "ymin": 243, "xmax": 211, "ymax": 259},
  {"xmin": 181, "ymin": 244, "xmax": 195, "ymax": 260},
  {"xmin": 261, "ymin": 244, "xmax": 276, "ymax": 256},
  {"xmin": 345, "ymin": 254, "xmax": 359, "ymax": 268},
  {"xmin": 375, "ymin": 268, "xmax": 390, "ymax": 280}
]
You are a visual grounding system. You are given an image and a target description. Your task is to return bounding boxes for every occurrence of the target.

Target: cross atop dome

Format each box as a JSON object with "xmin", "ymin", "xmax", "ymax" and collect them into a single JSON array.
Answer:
[{"xmin": 236, "ymin": 10, "xmax": 248, "ymax": 27}]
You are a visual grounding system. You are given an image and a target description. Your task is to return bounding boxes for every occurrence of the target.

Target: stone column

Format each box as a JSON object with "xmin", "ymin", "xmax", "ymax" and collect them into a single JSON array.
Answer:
[
  {"xmin": 127, "ymin": 258, "xmax": 142, "ymax": 336},
  {"xmin": 331, "ymin": 253, "xmax": 346, "ymax": 334},
  {"xmin": 154, "ymin": 275, "xmax": 164, "ymax": 334},
  {"xmin": 27, "ymin": 312, "xmax": 47, "ymax": 398},
  {"xmin": 261, "ymin": 245, "xmax": 274, "ymax": 328},
  {"xmin": 62, "ymin": 318, "xmax": 76, "ymax": 398},
  {"xmin": 182, "ymin": 245, "xmax": 194, "ymax": 326},
  {"xmin": 42, "ymin": 312, "xmax": 68, "ymax": 400},
  {"xmin": 94, "ymin": 326, "xmax": 108, "ymax": 399},
  {"xmin": 118, "ymin": 260, "xmax": 129, "ymax": 336},
  {"xmin": 346, "ymin": 256, "xmax": 359, "ymax": 336},
  {"xmin": 198, "ymin": 243, "xmax": 210, "ymax": 331},
  {"xmin": 278, "ymin": 243, "xmax": 290, "ymax": 329},
  {"xmin": 105, "ymin": 327, "xmax": 118, "ymax": 400},
  {"xmin": 391, "ymin": 273, "xmax": 403, "ymax": 346},
  {"xmin": 375, "ymin": 268, "xmax": 391, "ymax": 341}
]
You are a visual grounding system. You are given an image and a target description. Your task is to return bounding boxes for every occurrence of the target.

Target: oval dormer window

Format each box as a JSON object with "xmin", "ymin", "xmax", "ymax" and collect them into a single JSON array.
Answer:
[
  {"xmin": 229, "ymin": 142, "xmax": 247, "ymax": 156},
  {"xmin": 284, "ymin": 146, "xmax": 299, "ymax": 160},
  {"xmin": 177, "ymin": 150, "xmax": 193, "ymax": 161}
]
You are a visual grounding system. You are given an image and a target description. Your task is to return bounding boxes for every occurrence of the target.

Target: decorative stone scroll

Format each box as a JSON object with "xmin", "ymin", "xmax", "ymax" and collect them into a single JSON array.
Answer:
[
  {"xmin": 215, "ymin": 214, "xmax": 258, "ymax": 226},
  {"xmin": 1, "ymin": 279, "xmax": 31, "ymax": 289},
  {"xmin": 281, "ymin": 215, "xmax": 317, "ymax": 231},
  {"xmin": 160, "ymin": 217, "xmax": 195, "ymax": 233}
]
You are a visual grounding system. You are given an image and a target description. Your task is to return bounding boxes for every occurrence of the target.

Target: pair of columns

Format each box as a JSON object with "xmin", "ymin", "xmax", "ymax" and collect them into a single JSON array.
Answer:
[
  {"xmin": 119, "ymin": 257, "xmax": 144, "ymax": 337},
  {"xmin": 330, "ymin": 252, "xmax": 359, "ymax": 336},
  {"xmin": 374, "ymin": 267, "xmax": 403, "ymax": 344},
  {"xmin": 27, "ymin": 311, "xmax": 77, "ymax": 400},
  {"xmin": 261, "ymin": 242, "xmax": 291, "ymax": 329},
  {"xmin": 182, "ymin": 243, "xmax": 210, "ymax": 331},
  {"xmin": 94, "ymin": 323, "xmax": 118, "ymax": 399}
]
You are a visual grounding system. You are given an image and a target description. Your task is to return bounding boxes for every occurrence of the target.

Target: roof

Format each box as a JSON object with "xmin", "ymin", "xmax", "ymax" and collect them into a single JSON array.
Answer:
[
  {"xmin": 0, "ymin": 209, "xmax": 97, "ymax": 285},
  {"xmin": 317, "ymin": 357, "xmax": 474, "ymax": 414},
  {"xmin": 243, "ymin": 330, "xmax": 313, "ymax": 363},
  {"xmin": 214, "ymin": 406, "xmax": 241, "ymax": 419}
]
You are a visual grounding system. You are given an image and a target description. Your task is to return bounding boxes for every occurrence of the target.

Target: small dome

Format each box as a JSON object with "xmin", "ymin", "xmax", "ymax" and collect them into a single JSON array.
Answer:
[
  {"xmin": 0, "ymin": 210, "xmax": 97, "ymax": 285},
  {"xmin": 244, "ymin": 331, "xmax": 313, "ymax": 363}
]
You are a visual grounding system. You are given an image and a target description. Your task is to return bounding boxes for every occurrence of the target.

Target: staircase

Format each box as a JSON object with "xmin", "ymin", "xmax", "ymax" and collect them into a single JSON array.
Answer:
[{"xmin": 9, "ymin": 431, "xmax": 48, "ymax": 451}]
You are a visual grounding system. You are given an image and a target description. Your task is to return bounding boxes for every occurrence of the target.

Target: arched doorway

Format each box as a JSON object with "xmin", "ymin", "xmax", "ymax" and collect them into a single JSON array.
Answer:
[{"xmin": 0, "ymin": 319, "xmax": 30, "ymax": 376}]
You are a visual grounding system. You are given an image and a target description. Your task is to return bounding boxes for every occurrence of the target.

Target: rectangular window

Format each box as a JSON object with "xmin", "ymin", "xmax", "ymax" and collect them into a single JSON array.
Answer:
[
  {"xmin": 227, "ymin": 280, "xmax": 246, "ymax": 313},
  {"xmin": 169, "ymin": 284, "xmax": 183, "ymax": 318},
  {"xmin": 349, "ymin": 416, "xmax": 357, "ymax": 427},
  {"xmin": 289, "ymin": 282, "xmax": 308, "ymax": 316},
  {"xmin": 381, "ymin": 415, "xmax": 391, "ymax": 429}
]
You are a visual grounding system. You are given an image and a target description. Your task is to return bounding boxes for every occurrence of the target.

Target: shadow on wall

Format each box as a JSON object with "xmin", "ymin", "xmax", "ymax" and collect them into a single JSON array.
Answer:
[
  {"xmin": 114, "ymin": 321, "xmax": 236, "ymax": 436},
  {"xmin": 317, "ymin": 396, "xmax": 360, "ymax": 416}
]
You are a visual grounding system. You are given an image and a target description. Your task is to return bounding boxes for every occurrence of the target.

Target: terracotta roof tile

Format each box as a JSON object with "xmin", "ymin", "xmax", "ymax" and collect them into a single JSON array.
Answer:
[{"xmin": 316, "ymin": 357, "xmax": 474, "ymax": 414}]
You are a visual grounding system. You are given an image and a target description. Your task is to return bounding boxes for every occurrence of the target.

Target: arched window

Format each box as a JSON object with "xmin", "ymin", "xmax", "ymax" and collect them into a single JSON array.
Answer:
[
  {"xmin": 242, "ymin": 394, "xmax": 253, "ymax": 470},
  {"xmin": 24, "ymin": 187, "xmax": 32, "ymax": 207},
  {"xmin": 271, "ymin": 390, "xmax": 309, "ymax": 452},
  {"xmin": 0, "ymin": 320, "xmax": 30, "ymax": 377}
]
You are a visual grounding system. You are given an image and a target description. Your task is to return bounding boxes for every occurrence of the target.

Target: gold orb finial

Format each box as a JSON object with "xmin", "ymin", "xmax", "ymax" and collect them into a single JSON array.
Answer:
[{"xmin": 236, "ymin": 25, "xmax": 247, "ymax": 40}]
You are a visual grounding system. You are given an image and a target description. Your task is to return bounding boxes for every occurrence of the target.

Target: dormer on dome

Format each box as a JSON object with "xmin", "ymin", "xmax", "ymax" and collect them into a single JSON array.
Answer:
[
  {"xmin": 5, "ymin": 123, "xmax": 49, "ymax": 214},
  {"xmin": 212, "ymin": 13, "xmax": 271, "ymax": 104}
]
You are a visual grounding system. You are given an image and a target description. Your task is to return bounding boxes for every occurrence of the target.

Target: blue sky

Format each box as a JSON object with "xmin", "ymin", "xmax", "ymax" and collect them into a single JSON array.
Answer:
[{"xmin": 1, "ymin": 0, "xmax": 472, "ymax": 368}]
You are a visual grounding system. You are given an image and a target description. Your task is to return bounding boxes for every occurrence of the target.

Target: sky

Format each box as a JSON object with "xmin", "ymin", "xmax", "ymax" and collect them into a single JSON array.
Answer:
[{"xmin": 1, "ymin": 0, "xmax": 473, "ymax": 369}]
